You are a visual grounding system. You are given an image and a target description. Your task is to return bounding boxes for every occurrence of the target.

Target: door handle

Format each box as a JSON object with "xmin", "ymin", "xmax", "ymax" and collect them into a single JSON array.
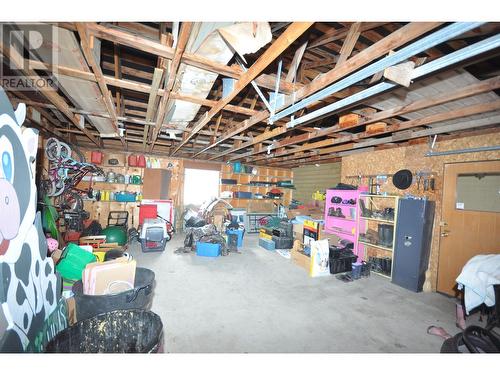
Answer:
[{"xmin": 440, "ymin": 229, "xmax": 451, "ymax": 237}]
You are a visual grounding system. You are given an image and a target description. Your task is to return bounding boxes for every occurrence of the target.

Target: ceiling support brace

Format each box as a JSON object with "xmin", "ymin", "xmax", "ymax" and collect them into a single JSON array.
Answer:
[
  {"xmin": 284, "ymin": 32, "xmax": 500, "ymax": 128},
  {"xmin": 269, "ymin": 22, "xmax": 483, "ymax": 125}
]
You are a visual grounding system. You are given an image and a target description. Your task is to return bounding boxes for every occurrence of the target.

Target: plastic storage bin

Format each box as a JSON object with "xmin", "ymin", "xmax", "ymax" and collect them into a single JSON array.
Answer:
[
  {"xmin": 232, "ymin": 161, "xmax": 242, "ymax": 173},
  {"xmin": 234, "ymin": 191, "xmax": 252, "ymax": 199},
  {"xmin": 272, "ymin": 235, "xmax": 293, "ymax": 249},
  {"xmin": 56, "ymin": 243, "xmax": 96, "ymax": 281},
  {"xmin": 259, "ymin": 237, "xmax": 275, "ymax": 251},
  {"xmin": 226, "ymin": 228, "xmax": 244, "ymax": 247},
  {"xmin": 329, "ymin": 255, "xmax": 357, "ymax": 274},
  {"xmin": 196, "ymin": 242, "xmax": 220, "ymax": 257}
]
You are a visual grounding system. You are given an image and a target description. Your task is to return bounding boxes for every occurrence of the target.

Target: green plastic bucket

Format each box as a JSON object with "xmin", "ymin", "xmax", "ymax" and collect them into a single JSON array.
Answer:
[{"xmin": 56, "ymin": 243, "xmax": 96, "ymax": 281}]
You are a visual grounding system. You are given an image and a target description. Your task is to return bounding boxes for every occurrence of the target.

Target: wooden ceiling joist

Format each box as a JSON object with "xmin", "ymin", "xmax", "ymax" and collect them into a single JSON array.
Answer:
[
  {"xmin": 170, "ymin": 22, "xmax": 314, "ymax": 155},
  {"xmin": 148, "ymin": 22, "xmax": 193, "ymax": 151},
  {"xmin": 76, "ymin": 23, "xmax": 125, "ymax": 146},
  {"xmin": 0, "ymin": 38, "xmax": 100, "ymax": 146},
  {"xmin": 232, "ymin": 75, "xmax": 500, "ymax": 162},
  {"xmin": 202, "ymin": 22, "xmax": 441, "ymax": 158}
]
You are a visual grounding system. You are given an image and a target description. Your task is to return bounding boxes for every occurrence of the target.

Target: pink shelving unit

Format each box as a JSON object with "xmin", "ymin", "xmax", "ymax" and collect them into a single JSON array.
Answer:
[{"xmin": 324, "ymin": 186, "xmax": 368, "ymax": 260}]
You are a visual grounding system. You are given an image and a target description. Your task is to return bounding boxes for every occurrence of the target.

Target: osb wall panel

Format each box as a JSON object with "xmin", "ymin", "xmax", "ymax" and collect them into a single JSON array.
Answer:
[
  {"xmin": 341, "ymin": 133, "xmax": 500, "ymax": 292},
  {"xmin": 292, "ymin": 162, "xmax": 341, "ymax": 203}
]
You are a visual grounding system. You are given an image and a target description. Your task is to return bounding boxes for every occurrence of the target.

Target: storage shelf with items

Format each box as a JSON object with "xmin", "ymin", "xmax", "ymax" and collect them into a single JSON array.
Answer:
[
  {"xmin": 357, "ymin": 193, "xmax": 399, "ymax": 280},
  {"xmin": 220, "ymin": 163, "xmax": 293, "ymax": 212},
  {"xmin": 324, "ymin": 187, "xmax": 368, "ymax": 259},
  {"xmin": 76, "ymin": 150, "xmax": 146, "ymax": 228}
]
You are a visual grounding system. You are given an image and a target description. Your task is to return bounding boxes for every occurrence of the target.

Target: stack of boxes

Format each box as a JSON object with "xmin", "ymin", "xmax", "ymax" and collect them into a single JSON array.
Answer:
[{"xmin": 258, "ymin": 221, "xmax": 294, "ymax": 251}]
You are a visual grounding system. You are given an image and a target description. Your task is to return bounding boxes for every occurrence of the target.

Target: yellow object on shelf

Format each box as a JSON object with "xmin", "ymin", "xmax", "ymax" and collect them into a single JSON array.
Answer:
[{"xmin": 312, "ymin": 190, "xmax": 326, "ymax": 201}]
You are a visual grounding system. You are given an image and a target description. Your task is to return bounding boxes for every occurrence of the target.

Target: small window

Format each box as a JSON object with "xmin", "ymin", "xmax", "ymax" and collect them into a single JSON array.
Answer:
[
  {"xmin": 183, "ymin": 168, "xmax": 220, "ymax": 207},
  {"xmin": 455, "ymin": 172, "xmax": 500, "ymax": 213}
]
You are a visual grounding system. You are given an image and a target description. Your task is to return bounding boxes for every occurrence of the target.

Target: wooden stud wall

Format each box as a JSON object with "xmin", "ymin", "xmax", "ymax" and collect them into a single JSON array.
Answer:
[{"xmin": 292, "ymin": 162, "xmax": 341, "ymax": 203}]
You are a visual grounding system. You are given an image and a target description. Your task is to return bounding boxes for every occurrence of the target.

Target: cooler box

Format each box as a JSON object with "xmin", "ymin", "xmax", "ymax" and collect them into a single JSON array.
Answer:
[
  {"xmin": 226, "ymin": 228, "xmax": 244, "ymax": 247},
  {"xmin": 196, "ymin": 242, "xmax": 220, "ymax": 257}
]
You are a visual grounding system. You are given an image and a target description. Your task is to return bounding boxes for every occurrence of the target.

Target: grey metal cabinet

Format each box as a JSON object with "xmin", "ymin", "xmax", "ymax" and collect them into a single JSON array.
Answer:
[{"xmin": 392, "ymin": 198, "xmax": 435, "ymax": 292}]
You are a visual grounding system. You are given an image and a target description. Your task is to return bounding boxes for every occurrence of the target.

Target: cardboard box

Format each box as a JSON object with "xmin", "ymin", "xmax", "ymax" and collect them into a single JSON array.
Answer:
[
  {"xmin": 290, "ymin": 240, "xmax": 310, "ymax": 271},
  {"xmin": 246, "ymin": 199, "xmax": 275, "ymax": 213},
  {"xmin": 293, "ymin": 223, "xmax": 304, "ymax": 241},
  {"xmin": 287, "ymin": 207, "xmax": 324, "ymax": 219},
  {"xmin": 65, "ymin": 297, "xmax": 77, "ymax": 326},
  {"xmin": 51, "ymin": 249, "xmax": 63, "ymax": 265}
]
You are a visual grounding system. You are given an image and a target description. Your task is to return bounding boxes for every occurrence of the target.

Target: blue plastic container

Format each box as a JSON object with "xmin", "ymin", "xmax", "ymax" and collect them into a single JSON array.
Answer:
[
  {"xmin": 232, "ymin": 162, "xmax": 242, "ymax": 173},
  {"xmin": 226, "ymin": 228, "xmax": 244, "ymax": 247},
  {"xmin": 196, "ymin": 242, "xmax": 220, "ymax": 257},
  {"xmin": 351, "ymin": 262, "xmax": 362, "ymax": 279}
]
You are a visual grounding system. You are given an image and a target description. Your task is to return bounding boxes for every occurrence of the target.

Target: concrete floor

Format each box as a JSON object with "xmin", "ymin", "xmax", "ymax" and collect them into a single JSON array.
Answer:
[{"xmin": 132, "ymin": 233, "xmax": 464, "ymax": 353}]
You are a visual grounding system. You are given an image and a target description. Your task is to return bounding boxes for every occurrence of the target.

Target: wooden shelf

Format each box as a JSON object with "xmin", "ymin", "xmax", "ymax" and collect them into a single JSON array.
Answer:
[
  {"xmin": 327, "ymin": 216, "xmax": 356, "ymax": 222},
  {"xmin": 221, "ymin": 164, "xmax": 293, "ymax": 209},
  {"xmin": 81, "ymin": 181, "xmax": 143, "ymax": 187},
  {"xmin": 359, "ymin": 216, "xmax": 394, "ymax": 224},
  {"xmin": 359, "ymin": 240, "xmax": 393, "ymax": 252},
  {"xmin": 330, "ymin": 203, "xmax": 357, "ymax": 208},
  {"xmin": 327, "ymin": 227, "xmax": 355, "ymax": 236},
  {"xmin": 83, "ymin": 200, "xmax": 138, "ymax": 204},
  {"xmin": 360, "ymin": 194, "xmax": 399, "ymax": 198}
]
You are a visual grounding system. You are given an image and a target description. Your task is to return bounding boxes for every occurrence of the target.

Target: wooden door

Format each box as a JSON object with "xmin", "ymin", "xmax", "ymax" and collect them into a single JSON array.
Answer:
[
  {"xmin": 143, "ymin": 169, "xmax": 172, "ymax": 199},
  {"xmin": 437, "ymin": 160, "xmax": 500, "ymax": 296}
]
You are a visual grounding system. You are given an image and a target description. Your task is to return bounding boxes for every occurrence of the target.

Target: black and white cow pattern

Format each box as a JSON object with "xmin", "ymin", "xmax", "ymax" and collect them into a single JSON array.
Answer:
[{"xmin": 0, "ymin": 87, "xmax": 60, "ymax": 352}]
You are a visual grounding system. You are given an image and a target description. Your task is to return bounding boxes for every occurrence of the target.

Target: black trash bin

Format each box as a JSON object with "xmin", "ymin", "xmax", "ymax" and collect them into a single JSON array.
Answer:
[
  {"xmin": 72, "ymin": 267, "xmax": 155, "ymax": 321},
  {"xmin": 45, "ymin": 310, "xmax": 163, "ymax": 353}
]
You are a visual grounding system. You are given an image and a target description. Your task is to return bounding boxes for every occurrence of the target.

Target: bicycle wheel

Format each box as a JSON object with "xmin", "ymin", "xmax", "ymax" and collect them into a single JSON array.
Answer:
[
  {"xmin": 57, "ymin": 140, "xmax": 72, "ymax": 161},
  {"xmin": 45, "ymin": 138, "xmax": 60, "ymax": 161}
]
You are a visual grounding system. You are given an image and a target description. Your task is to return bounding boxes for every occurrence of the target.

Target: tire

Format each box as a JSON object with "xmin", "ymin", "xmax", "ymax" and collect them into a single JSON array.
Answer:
[
  {"xmin": 440, "ymin": 333, "xmax": 465, "ymax": 353},
  {"xmin": 45, "ymin": 138, "xmax": 60, "ymax": 161},
  {"xmin": 55, "ymin": 191, "xmax": 83, "ymax": 211}
]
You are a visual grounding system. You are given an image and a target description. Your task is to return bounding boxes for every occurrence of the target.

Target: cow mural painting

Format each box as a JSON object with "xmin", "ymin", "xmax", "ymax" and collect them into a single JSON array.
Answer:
[{"xmin": 0, "ymin": 87, "xmax": 61, "ymax": 352}]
